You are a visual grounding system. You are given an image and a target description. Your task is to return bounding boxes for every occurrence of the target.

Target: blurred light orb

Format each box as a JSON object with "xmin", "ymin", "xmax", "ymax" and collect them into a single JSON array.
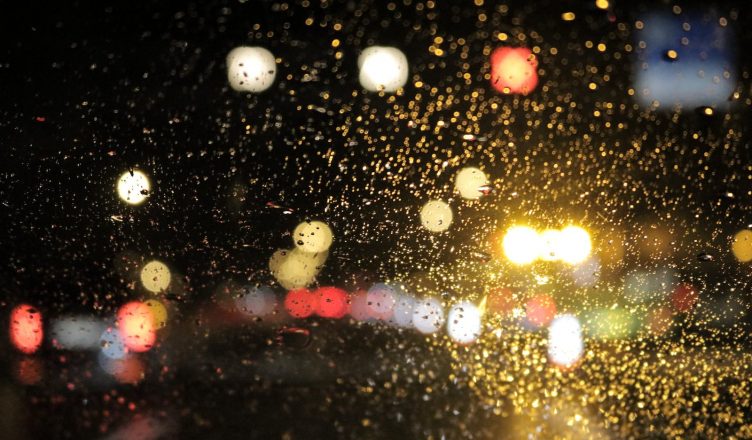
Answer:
[
  {"xmin": 315, "ymin": 286, "xmax": 348, "ymax": 318},
  {"xmin": 117, "ymin": 170, "xmax": 150, "ymax": 205},
  {"xmin": 731, "ymin": 229, "xmax": 752, "ymax": 262},
  {"xmin": 50, "ymin": 316, "xmax": 105, "ymax": 350},
  {"xmin": 293, "ymin": 221, "xmax": 334, "ymax": 253},
  {"xmin": 525, "ymin": 294, "xmax": 557, "ymax": 327},
  {"xmin": 349, "ymin": 289, "xmax": 371, "ymax": 321},
  {"xmin": 502, "ymin": 226, "xmax": 541, "ymax": 265},
  {"xmin": 99, "ymin": 328, "xmax": 127, "ymax": 359},
  {"xmin": 671, "ymin": 283, "xmax": 699, "ymax": 313},
  {"xmin": 226, "ymin": 46, "xmax": 276, "ymax": 92},
  {"xmin": 284, "ymin": 288, "xmax": 317, "ymax": 318},
  {"xmin": 447, "ymin": 302, "xmax": 482, "ymax": 344},
  {"xmin": 539, "ymin": 229, "xmax": 562, "ymax": 261},
  {"xmin": 144, "ymin": 299, "xmax": 168, "ymax": 328},
  {"xmin": 412, "ymin": 297, "xmax": 445, "ymax": 334},
  {"xmin": 454, "ymin": 167, "xmax": 489, "ymax": 200},
  {"xmin": 547, "ymin": 314, "xmax": 584, "ymax": 368},
  {"xmin": 237, "ymin": 285, "xmax": 277, "ymax": 317},
  {"xmin": 490, "ymin": 47, "xmax": 539, "ymax": 95},
  {"xmin": 358, "ymin": 46, "xmax": 409, "ymax": 92},
  {"xmin": 10, "ymin": 304, "xmax": 43, "ymax": 354},
  {"xmin": 116, "ymin": 301, "xmax": 156, "ymax": 353},
  {"xmin": 570, "ymin": 257, "xmax": 601, "ymax": 287},
  {"xmin": 140, "ymin": 260, "xmax": 171, "ymax": 293},
  {"xmin": 270, "ymin": 248, "xmax": 328, "ymax": 290},
  {"xmin": 389, "ymin": 293, "xmax": 415, "ymax": 328},
  {"xmin": 556, "ymin": 226, "xmax": 592, "ymax": 265},
  {"xmin": 420, "ymin": 200, "xmax": 453, "ymax": 232},
  {"xmin": 366, "ymin": 283, "xmax": 397, "ymax": 320}
]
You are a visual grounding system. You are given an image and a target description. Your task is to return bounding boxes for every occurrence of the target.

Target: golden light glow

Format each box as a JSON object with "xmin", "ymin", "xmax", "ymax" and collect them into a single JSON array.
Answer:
[
  {"xmin": 732, "ymin": 229, "xmax": 752, "ymax": 262},
  {"xmin": 270, "ymin": 248, "xmax": 328, "ymax": 290},
  {"xmin": 454, "ymin": 167, "xmax": 489, "ymax": 200},
  {"xmin": 144, "ymin": 299, "xmax": 168, "ymax": 328},
  {"xmin": 502, "ymin": 226, "xmax": 541, "ymax": 265},
  {"xmin": 556, "ymin": 226, "xmax": 592, "ymax": 265},
  {"xmin": 117, "ymin": 170, "xmax": 150, "ymax": 205},
  {"xmin": 539, "ymin": 229, "xmax": 562, "ymax": 261},
  {"xmin": 293, "ymin": 220, "xmax": 334, "ymax": 253},
  {"xmin": 420, "ymin": 200, "xmax": 453, "ymax": 232},
  {"xmin": 140, "ymin": 260, "xmax": 171, "ymax": 293}
]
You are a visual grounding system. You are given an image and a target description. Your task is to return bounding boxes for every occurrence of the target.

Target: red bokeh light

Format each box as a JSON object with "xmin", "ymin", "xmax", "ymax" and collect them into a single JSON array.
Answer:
[
  {"xmin": 10, "ymin": 304, "xmax": 43, "ymax": 354},
  {"xmin": 116, "ymin": 301, "xmax": 156, "ymax": 353},
  {"xmin": 284, "ymin": 288, "xmax": 317, "ymax": 318},
  {"xmin": 671, "ymin": 283, "xmax": 698, "ymax": 313},
  {"xmin": 490, "ymin": 47, "xmax": 538, "ymax": 95},
  {"xmin": 525, "ymin": 294, "xmax": 557, "ymax": 327},
  {"xmin": 315, "ymin": 286, "xmax": 348, "ymax": 318},
  {"xmin": 487, "ymin": 287, "xmax": 515, "ymax": 316}
]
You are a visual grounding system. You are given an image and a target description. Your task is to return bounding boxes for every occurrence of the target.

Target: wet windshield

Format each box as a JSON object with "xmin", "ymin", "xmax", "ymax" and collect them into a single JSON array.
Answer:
[{"xmin": 1, "ymin": 0, "xmax": 751, "ymax": 438}]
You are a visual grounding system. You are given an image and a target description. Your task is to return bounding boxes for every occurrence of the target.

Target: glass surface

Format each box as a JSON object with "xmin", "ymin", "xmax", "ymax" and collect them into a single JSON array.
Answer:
[{"xmin": 1, "ymin": 0, "xmax": 751, "ymax": 438}]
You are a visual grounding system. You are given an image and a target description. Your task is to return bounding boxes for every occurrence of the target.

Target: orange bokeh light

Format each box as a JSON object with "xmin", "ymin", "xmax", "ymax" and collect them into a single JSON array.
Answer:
[
  {"xmin": 10, "ymin": 304, "xmax": 43, "ymax": 354},
  {"xmin": 490, "ymin": 47, "xmax": 538, "ymax": 95},
  {"xmin": 525, "ymin": 294, "xmax": 557, "ymax": 327},
  {"xmin": 116, "ymin": 301, "xmax": 156, "ymax": 353}
]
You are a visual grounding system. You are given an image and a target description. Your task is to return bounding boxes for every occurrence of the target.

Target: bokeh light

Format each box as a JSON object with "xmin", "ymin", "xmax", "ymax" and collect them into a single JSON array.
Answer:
[
  {"xmin": 9, "ymin": 304, "xmax": 43, "ymax": 354},
  {"xmin": 270, "ymin": 248, "xmax": 328, "ymax": 289},
  {"xmin": 731, "ymin": 229, "xmax": 752, "ymax": 262},
  {"xmin": 555, "ymin": 226, "xmax": 592, "ymax": 265},
  {"xmin": 502, "ymin": 226, "xmax": 541, "ymax": 265},
  {"xmin": 116, "ymin": 170, "xmax": 150, "ymax": 205},
  {"xmin": 447, "ymin": 302, "xmax": 481, "ymax": 344},
  {"xmin": 547, "ymin": 314, "xmax": 584, "ymax": 368},
  {"xmin": 50, "ymin": 316, "xmax": 105, "ymax": 350},
  {"xmin": 358, "ymin": 46, "xmax": 408, "ymax": 92},
  {"xmin": 284, "ymin": 288, "xmax": 317, "ymax": 318},
  {"xmin": 226, "ymin": 46, "xmax": 277, "ymax": 92},
  {"xmin": 237, "ymin": 285, "xmax": 277, "ymax": 317},
  {"xmin": 539, "ymin": 229, "xmax": 562, "ymax": 261},
  {"xmin": 525, "ymin": 294, "xmax": 557, "ymax": 327},
  {"xmin": 489, "ymin": 47, "xmax": 538, "ymax": 95},
  {"xmin": 420, "ymin": 200, "xmax": 453, "ymax": 233},
  {"xmin": 116, "ymin": 301, "xmax": 156, "ymax": 353},
  {"xmin": 454, "ymin": 167, "xmax": 489, "ymax": 200},
  {"xmin": 144, "ymin": 299, "xmax": 168, "ymax": 328},
  {"xmin": 293, "ymin": 220, "xmax": 334, "ymax": 253},
  {"xmin": 99, "ymin": 328, "xmax": 127, "ymax": 360},
  {"xmin": 412, "ymin": 297, "xmax": 445, "ymax": 334},
  {"xmin": 366, "ymin": 283, "xmax": 397, "ymax": 320},
  {"xmin": 140, "ymin": 260, "xmax": 171, "ymax": 293},
  {"xmin": 314, "ymin": 286, "xmax": 348, "ymax": 318}
]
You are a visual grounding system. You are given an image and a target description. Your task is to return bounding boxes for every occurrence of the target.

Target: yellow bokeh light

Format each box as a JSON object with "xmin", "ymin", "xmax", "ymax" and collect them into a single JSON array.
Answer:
[
  {"xmin": 502, "ymin": 226, "xmax": 541, "ymax": 265},
  {"xmin": 454, "ymin": 167, "xmax": 489, "ymax": 200},
  {"xmin": 140, "ymin": 260, "xmax": 171, "ymax": 293},
  {"xmin": 556, "ymin": 226, "xmax": 592, "ymax": 265},
  {"xmin": 539, "ymin": 229, "xmax": 562, "ymax": 261},
  {"xmin": 117, "ymin": 170, "xmax": 150, "ymax": 205},
  {"xmin": 144, "ymin": 299, "xmax": 168, "ymax": 328},
  {"xmin": 731, "ymin": 229, "xmax": 752, "ymax": 262},
  {"xmin": 270, "ymin": 248, "xmax": 328, "ymax": 290},
  {"xmin": 420, "ymin": 200, "xmax": 453, "ymax": 232},
  {"xmin": 293, "ymin": 221, "xmax": 334, "ymax": 253}
]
